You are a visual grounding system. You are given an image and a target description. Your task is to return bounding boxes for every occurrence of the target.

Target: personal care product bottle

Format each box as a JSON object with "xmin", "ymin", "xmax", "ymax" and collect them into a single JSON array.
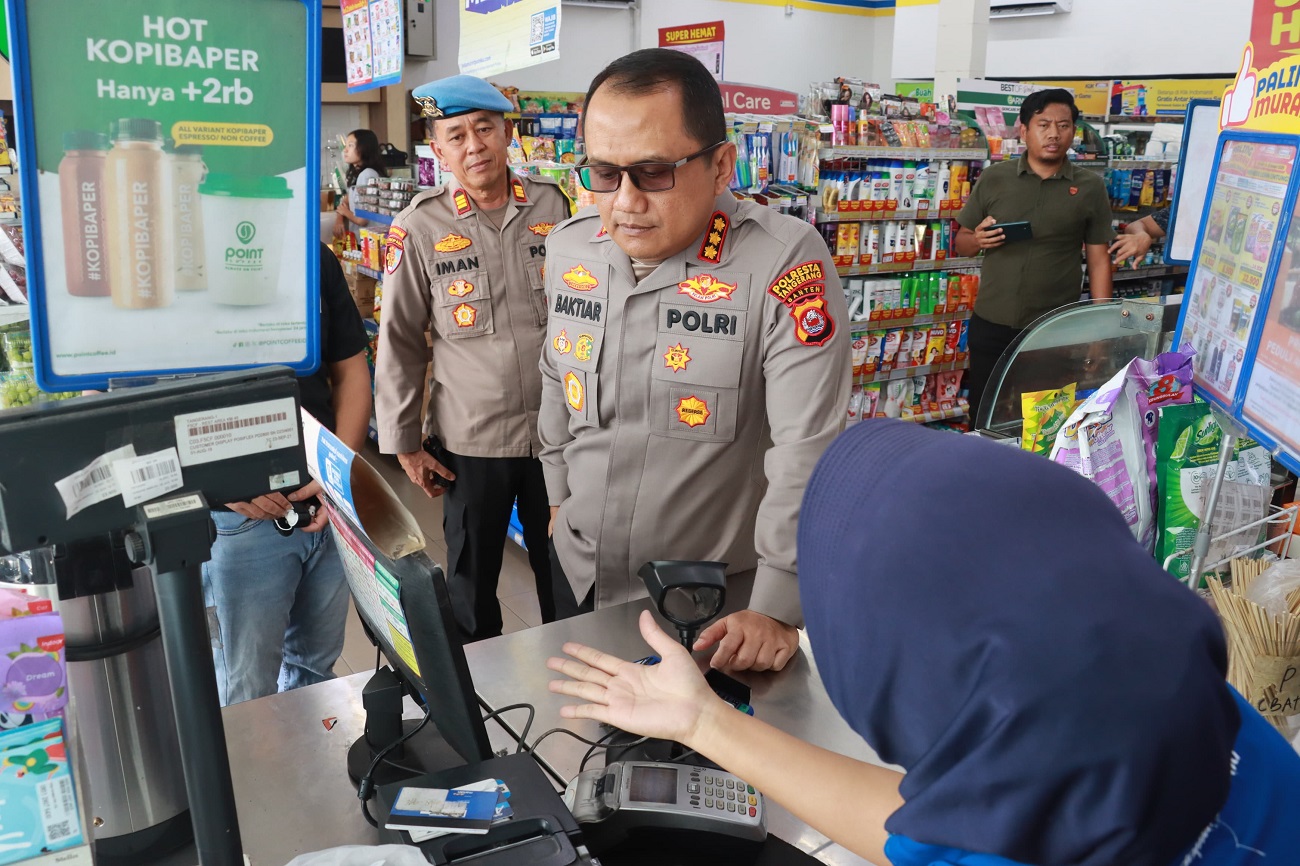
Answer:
[
  {"xmin": 168, "ymin": 141, "xmax": 207, "ymax": 291},
  {"xmin": 913, "ymin": 161, "xmax": 930, "ymax": 208},
  {"xmin": 901, "ymin": 161, "xmax": 916, "ymax": 211},
  {"xmin": 105, "ymin": 118, "xmax": 174, "ymax": 309},
  {"xmin": 59, "ymin": 130, "xmax": 111, "ymax": 297},
  {"xmin": 867, "ymin": 225, "xmax": 881, "ymax": 265},
  {"xmin": 889, "ymin": 159, "xmax": 905, "ymax": 204},
  {"xmin": 937, "ymin": 162, "xmax": 951, "ymax": 201}
]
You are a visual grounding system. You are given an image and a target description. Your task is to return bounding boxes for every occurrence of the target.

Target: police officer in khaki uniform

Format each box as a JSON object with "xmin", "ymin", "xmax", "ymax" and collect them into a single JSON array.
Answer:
[
  {"xmin": 539, "ymin": 50, "xmax": 850, "ymax": 673},
  {"xmin": 375, "ymin": 75, "xmax": 571, "ymax": 641}
]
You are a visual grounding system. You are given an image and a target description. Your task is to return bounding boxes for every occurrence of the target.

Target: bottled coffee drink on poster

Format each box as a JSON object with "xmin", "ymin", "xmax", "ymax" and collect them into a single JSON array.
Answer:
[
  {"xmin": 58, "ymin": 130, "xmax": 110, "ymax": 297},
  {"xmin": 104, "ymin": 118, "xmax": 174, "ymax": 310},
  {"xmin": 168, "ymin": 141, "xmax": 207, "ymax": 291}
]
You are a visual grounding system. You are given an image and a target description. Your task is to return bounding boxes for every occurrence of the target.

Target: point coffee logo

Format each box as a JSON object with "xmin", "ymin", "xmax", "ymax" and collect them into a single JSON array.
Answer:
[{"xmin": 227, "ymin": 220, "xmax": 264, "ymax": 268}]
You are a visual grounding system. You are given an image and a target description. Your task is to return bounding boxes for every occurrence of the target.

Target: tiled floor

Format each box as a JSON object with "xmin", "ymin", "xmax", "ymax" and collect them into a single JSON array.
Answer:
[{"xmin": 331, "ymin": 443, "xmax": 544, "ymax": 678}]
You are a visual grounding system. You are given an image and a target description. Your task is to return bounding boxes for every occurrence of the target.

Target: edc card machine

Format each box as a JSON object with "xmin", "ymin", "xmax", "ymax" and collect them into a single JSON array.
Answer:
[{"xmin": 564, "ymin": 761, "xmax": 766, "ymax": 860}]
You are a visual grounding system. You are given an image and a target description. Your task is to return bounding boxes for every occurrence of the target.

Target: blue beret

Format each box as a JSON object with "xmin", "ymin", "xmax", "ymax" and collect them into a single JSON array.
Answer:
[{"xmin": 413, "ymin": 75, "xmax": 514, "ymax": 120}]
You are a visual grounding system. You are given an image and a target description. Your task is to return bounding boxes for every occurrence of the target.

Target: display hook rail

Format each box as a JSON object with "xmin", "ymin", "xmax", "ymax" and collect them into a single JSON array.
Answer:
[{"xmin": 1162, "ymin": 503, "xmax": 1298, "ymax": 585}]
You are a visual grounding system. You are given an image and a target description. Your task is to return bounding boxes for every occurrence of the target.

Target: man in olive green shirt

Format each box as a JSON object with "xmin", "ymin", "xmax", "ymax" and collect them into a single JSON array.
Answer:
[{"xmin": 955, "ymin": 89, "xmax": 1114, "ymax": 419}]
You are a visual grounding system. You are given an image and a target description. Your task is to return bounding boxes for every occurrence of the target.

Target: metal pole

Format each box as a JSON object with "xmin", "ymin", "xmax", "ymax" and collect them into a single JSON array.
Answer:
[
  {"xmin": 1186, "ymin": 407, "xmax": 1250, "ymax": 589},
  {"xmin": 152, "ymin": 562, "xmax": 244, "ymax": 865}
]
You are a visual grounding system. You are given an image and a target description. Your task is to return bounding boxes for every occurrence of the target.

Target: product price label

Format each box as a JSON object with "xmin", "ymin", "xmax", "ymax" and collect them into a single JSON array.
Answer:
[{"xmin": 11, "ymin": 0, "xmax": 319, "ymax": 390}]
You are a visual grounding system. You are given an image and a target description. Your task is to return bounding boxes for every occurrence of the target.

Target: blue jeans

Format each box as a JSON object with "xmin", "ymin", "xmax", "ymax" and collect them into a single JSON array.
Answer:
[{"xmin": 202, "ymin": 512, "xmax": 349, "ymax": 706}]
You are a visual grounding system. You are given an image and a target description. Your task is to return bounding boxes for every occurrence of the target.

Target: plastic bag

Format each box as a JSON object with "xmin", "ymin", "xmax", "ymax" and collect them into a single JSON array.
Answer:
[
  {"xmin": 284, "ymin": 845, "xmax": 430, "ymax": 866},
  {"xmin": 1244, "ymin": 560, "xmax": 1300, "ymax": 618}
]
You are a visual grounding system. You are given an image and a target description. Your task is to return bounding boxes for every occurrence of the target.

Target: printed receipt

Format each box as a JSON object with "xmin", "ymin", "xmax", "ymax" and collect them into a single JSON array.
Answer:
[{"xmin": 173, "ymin": 397, "xmax": 299, "ymax": 467}]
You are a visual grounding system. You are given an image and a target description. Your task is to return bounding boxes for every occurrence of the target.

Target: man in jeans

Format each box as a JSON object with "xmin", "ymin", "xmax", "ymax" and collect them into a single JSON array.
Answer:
[
  {"xmin": 954, "ymin": 88, "xmax": 1114, "ymax": 420},
  {"xmin": 202, "ymin": 244, "xmax": 372, "ymax": 705}
]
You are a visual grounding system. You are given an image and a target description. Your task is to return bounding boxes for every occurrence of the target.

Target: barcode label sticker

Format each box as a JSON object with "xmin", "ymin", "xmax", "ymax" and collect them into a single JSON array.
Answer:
[
  {"xmin": 173, "ymin": 397, "xmax": 299, "ymax": 467},
  {"xmin": 113, "ymin": 448, "xmax": 184, "ymax": 508},
  {"xmin": 54, "ymin": 444, "xmax": 137, "ymax": 517},
  {"xmin": 142, "ymin": 493, "xmax": 206, "ymax": 520},
  {"xmin": 37, "ymin": 773, "xmax": 79, "ymax": 846}
]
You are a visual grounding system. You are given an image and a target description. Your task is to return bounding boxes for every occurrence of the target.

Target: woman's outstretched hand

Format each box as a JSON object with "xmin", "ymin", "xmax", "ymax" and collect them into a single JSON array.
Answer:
[{"xmin": 548, "ymin": 610, "xmax": 721, "ymax": 746}]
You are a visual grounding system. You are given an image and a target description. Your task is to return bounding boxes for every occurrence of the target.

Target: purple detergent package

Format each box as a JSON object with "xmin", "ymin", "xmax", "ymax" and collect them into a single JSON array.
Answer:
[
  {"xmin": 0, "ymin": 611, "xmax": 69, "ymax": 731},
  {"xmin": 1050, "ymin": 346, "xmax": 1194, "ymax": 551}
]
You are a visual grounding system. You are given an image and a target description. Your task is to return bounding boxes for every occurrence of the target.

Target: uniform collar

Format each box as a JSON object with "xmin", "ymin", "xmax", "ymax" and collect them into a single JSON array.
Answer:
[
  {"xmin": 448, "ymin": 173, "xmax": 532, "ymax": 221},
  {"xmin": 1016, "ymin": 153, "xmax": 1076, "ymax": 180},
  {"xmin": 619, "ymin": 193, "xmax": 743, "ymax": 296}
]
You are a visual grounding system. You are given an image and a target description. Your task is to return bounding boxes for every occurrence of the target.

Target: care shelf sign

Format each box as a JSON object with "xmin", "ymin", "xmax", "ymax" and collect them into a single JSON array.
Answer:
[
  {"xmin": 6, "ymin": 0, "xmax": 321, "ymax": 391},
  {"xmin": 342, "ymin": 0, "xmax": 403, "ymax": 93},
  {"xmin": 459, "ymin": 0, "xmax": 561, "ymax": 78}
]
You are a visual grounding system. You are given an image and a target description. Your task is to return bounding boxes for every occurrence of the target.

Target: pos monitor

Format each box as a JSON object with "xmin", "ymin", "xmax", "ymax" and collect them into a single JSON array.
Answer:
[{"xmin": 323, "ymin": 500, "xmax": 493, "ymax": 785}]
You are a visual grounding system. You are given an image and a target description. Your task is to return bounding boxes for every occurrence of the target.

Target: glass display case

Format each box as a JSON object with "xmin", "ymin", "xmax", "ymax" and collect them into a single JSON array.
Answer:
[{"xmin": 976, "ymin": 296, "xmax": 1185, "ymax": 440}]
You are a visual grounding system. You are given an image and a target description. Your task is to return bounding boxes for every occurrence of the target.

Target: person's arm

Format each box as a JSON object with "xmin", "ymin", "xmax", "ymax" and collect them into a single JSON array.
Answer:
[
  {"xmin": 695, "ymin": 235, "xmax": 850, "ymax": 673},
  {"xmin": 329, "ymin": 352, "xmax": 372, "ymax": 452},
  {"xmin": 1086, "ymin": 243, "xmax": 1114, "ymax": 300},
  {"xmin": 374, "ymin": 217, "xmax": 455, "ymax": 496},
  {"xmin": 953, "ymin": 179, "xmax": 1002, "ymax": 257},
  {"xmin": 1108, "ymin": 215, "xmax": 1165, "ymax": 266},
  {"xmin": 550, "ymin": 611, "xmax": 904, "ymax": 866}
]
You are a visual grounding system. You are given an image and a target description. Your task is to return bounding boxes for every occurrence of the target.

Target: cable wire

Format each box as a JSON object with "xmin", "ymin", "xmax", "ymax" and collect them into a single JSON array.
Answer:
[
  {"xmin": 478, "ymin": 702, "xmax": 537, "ymax": 754},
  {"xmin": 357, "ymin": 703, "xmax": 434, "ymax": 828}
]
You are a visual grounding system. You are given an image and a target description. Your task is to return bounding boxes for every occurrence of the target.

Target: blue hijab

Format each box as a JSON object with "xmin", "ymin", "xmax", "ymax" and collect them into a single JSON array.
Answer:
[{"xmin": 797, "ymin": 420, "xmax": 1240, "ymax": 866}]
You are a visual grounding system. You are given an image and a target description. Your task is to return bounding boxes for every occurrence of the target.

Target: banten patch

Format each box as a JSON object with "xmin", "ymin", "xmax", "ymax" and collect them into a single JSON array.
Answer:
[{"xmin": 767, "ymin": 260, "xmax": 827, "ymax": 306}]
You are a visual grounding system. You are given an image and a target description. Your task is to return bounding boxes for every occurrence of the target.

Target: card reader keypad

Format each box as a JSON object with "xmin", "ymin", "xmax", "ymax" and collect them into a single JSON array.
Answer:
[{"xmin": 692, "ymin": 770, "xmax": 761, "ymax": 821}]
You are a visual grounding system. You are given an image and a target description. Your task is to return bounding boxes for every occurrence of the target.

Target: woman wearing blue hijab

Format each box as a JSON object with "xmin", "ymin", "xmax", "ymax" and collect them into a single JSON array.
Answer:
[{"xmin": 548, "ymin": 420, "xmax": 1300, "ymax": 866}]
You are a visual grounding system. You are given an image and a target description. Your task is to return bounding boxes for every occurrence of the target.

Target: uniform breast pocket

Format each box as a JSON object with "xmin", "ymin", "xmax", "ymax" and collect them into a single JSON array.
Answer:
[
  {"xmin": 433, "ymin": 269, "xmax": 494, "ymax": 340},
  {"xmin": 650, "ymin": 328, "xmax": 744, "ymax": 443},
  {"xmin": 520, "ymin": 238, "xmax": 549, "ymax": 326}
]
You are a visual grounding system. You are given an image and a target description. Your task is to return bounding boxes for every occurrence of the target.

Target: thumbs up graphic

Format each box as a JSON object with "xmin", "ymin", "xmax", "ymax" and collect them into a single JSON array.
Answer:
[{"xmin": 1221, "ymin": 44, "xmax": 1258, "ymax": 128}]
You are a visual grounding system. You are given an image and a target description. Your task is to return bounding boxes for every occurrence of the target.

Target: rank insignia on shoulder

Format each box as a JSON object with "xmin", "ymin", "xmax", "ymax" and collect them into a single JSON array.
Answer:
[
  {"xmin": 512, "ymin": 178, "xmax": 528, "ymax": 203},
  {"xmin": 698, "ymin": 211, "xmax": 729, "ymax": 264},
  {"xmin": 453, "ymin": 189, "xmax": 473, "ymax": 216},
  {"xmin": 453, "ymin": 303, "xmax": 478, "ymax": 328},
  {"xmin": 562, "ymin": 264, "xmax": 599, "ymax": 291},
  {"xmin": 676, "ymin": 395, "xmax": 710, "ymax": 428},
  {"xmin": 564, "ymin": 371, "xmax": 585, "ymax": 412},
  {"xmin": 435, "ymin": 233, "xmax": 473, "ymax": 253},
  {"xmin": 678, "ymin": 273, "xmax": 737, "ymax": 303}
]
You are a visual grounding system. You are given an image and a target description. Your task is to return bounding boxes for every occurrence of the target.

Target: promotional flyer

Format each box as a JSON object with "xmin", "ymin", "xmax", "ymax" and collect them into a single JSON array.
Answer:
[
  {"xmin": 343, "ymin": 0, "xmax": 403, "ymax": 93},
  {"xmin": 12, "ymin": 0, "xmax": 318, "ymax": 389},
  {"xmin": 1178, "ymin": 138, "xmax": 1295, "ymax": 407},
  {"xmin": 658, "ymin": 21, "xmax": 724, "ymax": 82},
  {"xmin": 459, "ymin": 0, "xmax": 561, "ymax": 78},
  {"xmin": 1242, "ymin": 190, "xmax": 1300, "ymax": 462}
]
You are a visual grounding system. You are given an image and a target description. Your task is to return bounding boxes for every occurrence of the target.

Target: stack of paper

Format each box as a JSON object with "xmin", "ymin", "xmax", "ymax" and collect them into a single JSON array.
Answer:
[{"xmin": 386, "ymin": 778, "xmax": 514, "ymax": 840}]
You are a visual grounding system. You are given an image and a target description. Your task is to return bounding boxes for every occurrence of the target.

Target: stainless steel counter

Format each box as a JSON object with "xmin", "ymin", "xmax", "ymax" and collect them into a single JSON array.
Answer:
[{"xmin": 151, "ymin": 576, "xmax": 889, "ymax": 865}]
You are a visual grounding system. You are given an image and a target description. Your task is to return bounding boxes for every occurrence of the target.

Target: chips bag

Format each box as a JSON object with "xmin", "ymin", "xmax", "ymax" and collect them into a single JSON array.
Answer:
[{"xmin": 1020, "ymin": 384, "xmax": 1077, "ymax": 455}]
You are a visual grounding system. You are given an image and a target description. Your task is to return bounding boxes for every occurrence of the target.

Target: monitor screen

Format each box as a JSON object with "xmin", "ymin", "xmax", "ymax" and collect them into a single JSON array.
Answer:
[{"xmin": 325, "ymin": 500, "xmax": 492, "ymax": 767}]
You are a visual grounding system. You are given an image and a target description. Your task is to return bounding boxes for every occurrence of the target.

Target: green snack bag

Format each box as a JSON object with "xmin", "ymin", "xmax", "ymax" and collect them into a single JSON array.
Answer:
[
  {"xmin": 1156, "ymin": 403, "xmax": 1271, "ymax": 586},
  {"xmin": 1020, "ymin": 384, "xmax": 1077, "ymax": 455}
]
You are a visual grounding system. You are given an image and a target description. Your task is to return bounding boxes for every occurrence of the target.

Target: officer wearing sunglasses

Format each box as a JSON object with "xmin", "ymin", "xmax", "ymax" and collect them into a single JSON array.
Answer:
[{"xmin": 538, "ymin": 49, "xmax": 850, "ymax": 674}]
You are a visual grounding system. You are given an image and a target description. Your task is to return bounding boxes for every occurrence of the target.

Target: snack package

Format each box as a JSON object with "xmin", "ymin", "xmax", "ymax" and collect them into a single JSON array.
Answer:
[
  {"xmin": 1051, "ymin": 348, "xmax": 1195, "ymax": 550},
  {"xmin": 0, "ymin": 718, "xmax": 87, "ymax": 864},
  {"xmin": 0, "ymin": 610, "xmax": 69, "ymax": 730},
  {"xmin": 1156, "ymin": 402, "xmax": 1271, "ymax": 584},
  {"xmin": 1020, "ymin": 384, "xmax": 1077, "ymax": 456}
]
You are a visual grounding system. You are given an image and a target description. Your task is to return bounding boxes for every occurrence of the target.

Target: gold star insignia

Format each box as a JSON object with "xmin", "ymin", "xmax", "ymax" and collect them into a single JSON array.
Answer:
[
  {"xmin": 709, "ymin": 231, "xmax": 722, "ymax": 245},
  {"xmin": 713, "ymin": 216, "xmax": 727, "ymax": 232},
  {"xmin": 703, "ymin": 245, "xmax": 718, "ymax": 260}
]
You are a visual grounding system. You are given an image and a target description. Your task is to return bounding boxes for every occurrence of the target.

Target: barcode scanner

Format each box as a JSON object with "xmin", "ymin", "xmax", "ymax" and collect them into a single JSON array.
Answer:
[{"xmin": 273, "ymin": 495, "xmax": 321, "ymax": 536}]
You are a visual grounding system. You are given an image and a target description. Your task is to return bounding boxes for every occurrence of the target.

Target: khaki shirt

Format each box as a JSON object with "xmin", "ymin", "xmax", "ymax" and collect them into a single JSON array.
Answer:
[
  {"xmin": 539, "ymin": 194, "xmax": 851, "ymax": 626},
  {"xmin": 375, "ymin": 174, "xmax": 571, "ymax": 457},
  {"xmin": 957, "ymin": 155, "xmax": 1114, "ymax": 329}
]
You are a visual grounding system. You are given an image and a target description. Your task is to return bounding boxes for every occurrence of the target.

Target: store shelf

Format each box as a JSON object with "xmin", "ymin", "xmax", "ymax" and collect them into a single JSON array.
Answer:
[
  {"xmin": 0, "ymin": 304, "xmax": 29, "ymax": 329},
  {"xmin": 1108, "ymin": 158, "xmax": 1175, "ymax": 168},
  {"xmin": 816, "ymin": 206, "xmax": 958, "ymax": 224},
  {"xmin": 358, "ymin": 265, "xmax": 383, "ymax": 280},
  {"xmin": 1110, "ymin": 264, "xmax": 1187, "ymax": 281},
  {"xmin": 859, "ymin": 358, "xmax": 969, "ymax": 385},
  {"xmin": 848, "ymin": 309, "xmax": 970, "ymax": 331},
  {"xmin": 355, "ymin": 208, "xmax": 395, "ymax": 227},
  {"xmin": 819, "ymin": 146, "xmax": 989, "ymax": 161},
  {"xmin": 838, "ymin": 256, "xmax": 982, "ymax": 277},
  {"xmin": 899, "ymin": 400, "xmax": 969, "ymax": 424}
]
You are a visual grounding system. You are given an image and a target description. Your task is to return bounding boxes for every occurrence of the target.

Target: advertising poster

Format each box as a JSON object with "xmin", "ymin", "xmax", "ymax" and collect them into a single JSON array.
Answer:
[
  {"xmin": 1250, "ymin": 0, "xmax": 1300, "ymax": 72},
  {"xmin": 956, "ymin": 79, "xmax": 1047, "ymax": 130},
  {"xmin": 10, "ymin": 0, "xmax": 320, "ymax": 390},
  {"xmin": 658, "ymin": 21, "xmax": 724, "ymax": 82},
  {"xmin": 1110, "ymin": 79, "xmax": 1234, "ymax": 117},
  {"xmin": 721, "ymin": 0, "xmax": 896, "ymax": 15},
  {"xmin": 459, "ymin": 0, "xmax": 561, "ymax": 78},
  {"xmin": 1178, "ymin": 138, "xmax": 1295, "ymax": 407},
  {"xmin": 342, "ymin": 0, "xmax": 403, "ymax": 93},
  {"xmin": 1027, "ymin": 79, "xmax": 1110, "ymax": 116},
  {"xmin": 1242, "ymin": 191, "xmax": 1300, "ymax": 466}
]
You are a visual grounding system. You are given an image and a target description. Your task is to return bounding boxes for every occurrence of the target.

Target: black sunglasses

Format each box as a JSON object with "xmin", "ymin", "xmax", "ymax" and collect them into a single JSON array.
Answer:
[{"xmin": 575, "ymin": 141, "xmax": 727, "ymax": 193}]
